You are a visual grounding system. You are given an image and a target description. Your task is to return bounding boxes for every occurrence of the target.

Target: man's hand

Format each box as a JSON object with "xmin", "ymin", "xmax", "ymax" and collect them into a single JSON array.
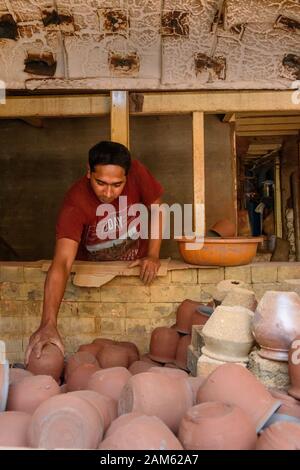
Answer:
[
  {"xmin": 129, "ymin": 256, "xmax": 161, "ymax": 285},
  {"xmin": 25, "ymin": 323, "xmax": 64, "ymax": 366}
]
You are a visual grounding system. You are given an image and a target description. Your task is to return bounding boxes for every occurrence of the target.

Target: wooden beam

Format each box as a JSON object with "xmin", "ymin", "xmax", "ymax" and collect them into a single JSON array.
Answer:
[
  {"xmin": 0, "ymin": 94, "xmax": 110, "ymax": 118},
  {"xmin": 192, "ymin": 112, "xmax": 205, "ymax": 239},
  {"xmin": 275, "ymin": 156, "xmax": 283, "ymax": 238},
  {"xmin": 237, "ymin": 124, "xmax": 300, "ymax": 132},
  {"xmin": 237, "ymin": 130, "xmax": 298, "ymax": 136},
  {"xmin": 21, "ymin": 118, "xmax": 43, "ymax": 128},
  {"xmin": 230, "ymin": 123, "xmax": 238, "ymax": 235},
  {"xmin": 223, "ymin": 113, "xmax": 235, "ymax": 123},
  {"xmin": 236, "ymin": 117, "xmax": 300, "ymax": 126},
  {"xmin": 110, "ymin": 91, "xmax": 130, "ymax": 148}
]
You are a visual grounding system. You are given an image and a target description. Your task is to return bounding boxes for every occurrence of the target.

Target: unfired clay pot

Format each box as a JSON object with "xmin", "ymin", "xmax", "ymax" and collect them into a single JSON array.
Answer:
[
  {"xmin": 28, "ymin": 393, "xmax": 103, "ymax": 449},
  {"xmin": 69, "ymin": 390, "xmax": 114, "ymax": 431},
  {"xmin": 174, "ymin": 300, "xmax": 205, "ymax": 334},
  {"xmin": 222, "ymin": 287, "xmax": 257, "ymax": 312},
  {"xmin": 196, "ymin": 363, "xmax": 281, "ymax": 432},
  {"xmin": 210, "ymin": 218, "xmax": 236, "ymax": 238},
  {"xmin": 87, "ymin": 367, "xmax": 131, "ymax": 402},
  {"xmin": 148, "ymin": 366, "xmax": 189, "ymax": 380},
  {"xmin": 149, "ymin": 327, "xmax": 180, "ymax": 363},
  {"xmin": 66, "ymin": 363, "xmax": 100, "ymax": 392},
  {"xmin": 0, "ymin": 411, "xmax": 31, "ymax": 447},
  {"xmin": 178, "ymin": 402, "xmax": 257, "ymax": 450},
  {"xmin": 78, "ymin": 343, "xmax": 103, "ymax": 357},
  {"xmin": 213, "ymin": 279, "xmax": 248, "ymax": 304},
  {"xmin": 99, "ymin": 415, "xmax": 183, "ymax": 450},
  {"xmin": 7, "ymin": 375, "xmax": 61, "ymax": 414},
  {"xmin": 187, "ymin": 376, "xmax": 206, "ymax": 405},
  {"xmin": 97, "ymin": 344, "xmax": 130, "ymax": 369},
  {"xmin": 175, "ymin": 335, "xmax": 192, "ymax": 370},
  {"xmin": 105, "ymin": 412, "xmax": 144, "ymax": 438},
  {"xmin": 256, "ymin": 422, "xmax": 300, "ymax": 450},
  {"xmin": 118, "ymin": 372, "xmax": 193, "ymax": 433},
  {"xmin": 64, "ymin": 351, "xmax": 99, "ymax": 381},
  {"xmin": 9, "ymin": 368, "xmax": 33, "ymax": 385},
  {"xmin": 288, "ymin": 335, "xmax": 300, "ymax": 399},
  {"xmin": 118, "ymin": 341, "xmax": 140, "ymax": 366},
  {"xmin": 140, "ymin": 354, "xmax": 163, "ymax": 366},
  {"xmin": 252, "ymin": 291, "xmax": 300, "ymax": 361},
  {"xmin": 27, "ymin": 343, "xmax": 64, "ymax": 382},
  {"xmin": 128, "ymin": 361, "xmax": 153, "ymax": 375}
]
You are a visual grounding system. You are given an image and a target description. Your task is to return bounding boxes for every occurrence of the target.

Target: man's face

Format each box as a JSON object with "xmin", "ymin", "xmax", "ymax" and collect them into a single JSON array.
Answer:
[{"xmin": 88, "ymin": 164, "xmax": 127, "ymax": 203}]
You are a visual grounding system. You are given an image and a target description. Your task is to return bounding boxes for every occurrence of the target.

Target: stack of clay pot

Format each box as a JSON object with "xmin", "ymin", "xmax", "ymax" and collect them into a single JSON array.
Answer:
[{"xmin": 199, "ymin": 304, "xmax": 255, "ymax": 375}]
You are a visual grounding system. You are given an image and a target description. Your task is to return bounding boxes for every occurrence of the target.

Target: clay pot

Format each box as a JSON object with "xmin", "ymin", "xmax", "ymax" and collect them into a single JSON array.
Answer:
[
  {"xmin": 60, "ymin": 384, "xmax": 68, "ymax": 393},
  {"xmin": 78, "ymin": 343, "xmax": 103, "ymax": 357},
  {"xmin": 252, "ymin": 291, "xmax": 300, "ymax": 361},
  {"xmin": 196, "ymin": 364, "xmax": 281, "ymax": 432},
  {"xmin": 7, "ymin": 375, "xmax": 61, "ymax": 414},
  {"xmin": 256, "ymin": 422, "xmax": 300, "ymax": 450},
  {"xmin": 66, "ymin": 363, "xmax": 100, "ymax": 392},
  {"xmin": 201, "ymin": 306, "xmax": 254, "ymax": 362},
  {"xmin": 118, "ymin": 372, "xmax": 193, "ymax": 433},
  {"xmin": 148, "ymin": 366, "xmax": 189, "ymax": 380},
  {"xmin": 99, "ymin": 415, "xmax": 183, "ymax": 450},
  {"xmin": 213, "ymin": 279, "xmax": 249, "ymax": 304},
  {"xmin": 288, "ymin": 336, "xmax": 300, "ymax": 399},
  {"xmin": 140, "ymin": 354, "xmax": 163, "ymax": 366},
  {"xmin": 27, "ymin": 343, "xmax": 64, "ymax": 383},
  {"xmin": 175, "ymin": 335, "xmax": 192, "ymax": 370},
  {"xmin": 28, "ymin": 393, "xmax": 103, "ymax": 449},
  {"xmin": 9, "ymin": 368, "xmax": 33, "ymax": 385},
  {"xmin": 190, "ymin": 306, "xmax": 213, "ymax": 329},
  {"xmin": 69, "ymin": 390, "xmax": 115, "ymax": 431},
  {"xmin": 87, "ymin": 367, "xmax": 131, "ymax": 402},
  {"xmin": 187, "ymin": 376, "xmax": 206, "ymax": 405},
  {"xmin": 222, "ymin": 287, "xmax": 257, "ymax": 312},
  {"xmin": 64, "ymin": 351, "xmax": 99, "ymax": 381},
  {"xmin": 105, "ymin": 412, "xmax": 144, "ymax": 438},
  {"xmin": 177, "ymin": 237, "xmax": 262, "ymax": 267},
  {"xmin": 128, "ymin": 361, "xmax": 153, "ymax": 375},
  {"xmin": 118, "ymin": 341, "xmax": 140, "ymax": 366},
  {"xmin": 175, "ymin": 300, "xmax": 205, "ymax": 334},
  {"xmin": 210, "ymin": 218, "xmax": 236, "ymax": 238},
  {"xmin": 149, "ymin": 327, "xmax": 180, "ymax": 363},
  {"xmin": 93, "ymin": 338, "xmax": 115, "ymax": 347},
  {"xmin": 178, "ymin": 402, "xmax": 257, "ymax": 450},
  {"xmin": 269, "ymin": 389, "xmax": 300, "ymax": 419},
  {"xmin": 97, "ymin": 344, "xmax": 130, "ymax": 369},
  {"xmin": 0, "ymin": 411, "xmax": 31, "ymax": 447}
]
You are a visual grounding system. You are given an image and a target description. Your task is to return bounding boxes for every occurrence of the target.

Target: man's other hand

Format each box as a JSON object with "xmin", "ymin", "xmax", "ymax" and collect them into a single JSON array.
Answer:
[
  {"xmin": 129, "ymin": 256, "xmax": 161, "ymax": 285},
  {"xmin": 25, "ymin": 323, "xmax": 64, "ymax": 366}
]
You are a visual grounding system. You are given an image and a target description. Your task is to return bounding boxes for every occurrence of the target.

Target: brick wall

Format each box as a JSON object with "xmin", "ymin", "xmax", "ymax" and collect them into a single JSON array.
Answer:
[{"xmin": 1, "ymin": 262, "xmax": 300, "ymax": 364}]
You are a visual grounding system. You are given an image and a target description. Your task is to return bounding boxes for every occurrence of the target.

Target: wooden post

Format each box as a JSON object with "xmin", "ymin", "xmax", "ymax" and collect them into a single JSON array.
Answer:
[
  {"xmin": 110, "ymin": 91, "xmax": 130, "ymax": 148},
  {"xmin": 230, "ymin": 123, "xmax": 238, "ymax": 235},
  {"xmin": 192, "ymin": 112, "xmax": 205, "ymax": 239},
  {"xmin": 275, "ymin": 155, "xmax": 283, "ymax": 238}
]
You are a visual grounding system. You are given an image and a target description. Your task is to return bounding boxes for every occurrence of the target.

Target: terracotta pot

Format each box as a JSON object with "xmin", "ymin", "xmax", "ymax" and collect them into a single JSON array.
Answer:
[
  {"xmin": 196, "ymin": 364, "xmax": 281, "ymax": 432},
  {"xmin": 256, "ymin": 422, "xmax": 300, "ymax": 450},
  {"xmin": 288, "ymin": 336, "xmax": 300, "ymax": 399},
  {"xmin": 190, "ymin": 306, "xmax": 214, "ymax": 329},
  {"xmin": 7, "ymin": 375, "xmax": 61, "ymax": 414},
  {"xmin": 175, "ymin": 300, "xmax": 206, "ymax": 334},
  {"xmin": 175, "ymin": 335, "xmax": 192, "ymax": 370},
  {"xmin": 269, "ymin": 388, "xmax": 300, "ymax": 419},
  {"xmin": 66, "ymin": 363, "xmax": 100, "ymax": 392},
  {"xmin": 210, "ymin": 218, "xmax": 236, "ymax": 238},
  {"xmin": 187, "ymin": 376, "xmax": 206, "ymax": 405},
  {"xmin": 28, "ymin": 393, "xmax": 103, "ymax": 449},
  {"xmin": 118, "ymin": 372, "xmax": 193, "ymax": 433},
  {"xmin": 93, "ymin": 338, "xmax": 115, "ymax": 347},
  {"xmin": 140, "ymin": 354, "xmax": 163, "ymax": 366},
  {"xmin": 177, "ymin": 237, "xmax": 262, "ymax": 267},
  {"xmin": 87, "ymin": 367, "xmax": 131, "ymax": 402},
  {"xmin": 60, "ymin": 384, "xmax": 68, "ymax": 393},
  {"xmin": 105, "ymin": 412, "xmax": 144, "ymax": 438},
  {"xmin": 118, "ymin": 341, "xmax": 140, "ymax": 366},
  {"xmin": 252, "ymin": 291, "xmax": 300, "ymax": 361},
  {"xmin": 64, "ymin": 351, "xmax": 99, "ymax": 381},
  {"xmin": 27, "ymin": 343, "xmax": 64, "ymax": 383},
  {"xmin": 128, "ymin": 361, "xmax": 153, "ymax": 375},
  {"xmin": 69, "ymin": 390, "xmax": 114, "ymax": 431},
  {"xmin": 78, "ymin": 343, "xmax": 103, "ymax": 357},
  {"xmin": 148, "ymin": 366, "xmax": 189, "ymax": 380},
  {"xmin": 9, "ymin": 368, "xmax": 33, "ymax": 385},
  {"xmin": 97, "ymin": 344, "xmax": 130, "ymax": 369},
  {"xmin": 99, "ymin": 415, "xmax": 183, "ymax": 450},
  {"xmin": 0, "ymin": 411, "xmax": 31, "ymax": 447},
  {"xmin": 201, "ymin": 306, "xmax": 254, "ymax": 362},
  {"xmin": 149, "ymin": 327, "xmax": 180, "ymax": 363},
  {"xmin": 178, "ymin": 402, "xmax": 257, "ymax": 450}
]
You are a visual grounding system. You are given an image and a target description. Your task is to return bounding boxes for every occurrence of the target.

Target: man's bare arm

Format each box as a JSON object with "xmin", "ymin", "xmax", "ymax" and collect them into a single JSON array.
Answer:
[{"xmin": 25, "ymin": 238, "xmax": 78, "ymax": 364}]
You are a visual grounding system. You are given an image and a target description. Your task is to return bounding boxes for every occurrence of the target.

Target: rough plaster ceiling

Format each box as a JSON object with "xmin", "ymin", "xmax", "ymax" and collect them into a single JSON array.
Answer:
[{"xmin": 0, "ymin": 0, "xmax": 299, "ymax": 90}]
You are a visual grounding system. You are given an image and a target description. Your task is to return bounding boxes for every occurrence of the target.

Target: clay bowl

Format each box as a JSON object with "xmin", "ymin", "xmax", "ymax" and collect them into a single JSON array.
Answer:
[
  {"xmin": 149, "ymin": 327, "xmax": 180, "ymax": 363},
  {"xmin": 0, "ymin": 411, "xmax": 31, "ymax": 447},
  {"xmin": 177, "ymin": 237, "xmax": 263, "ymax": 267},
  {"xmin": 27, "ymin": 343, "xmax": 65, "ymax": 383},
  {"xmin": 87, "ymin": 367, "xmax": 131, "ymax": 402}
]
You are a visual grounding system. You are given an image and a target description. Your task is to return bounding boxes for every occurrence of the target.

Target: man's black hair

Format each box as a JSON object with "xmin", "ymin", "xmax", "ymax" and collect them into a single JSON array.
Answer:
[{"xmin": 89, "ymin": 141, "xmax": 131, "ymax": 175}]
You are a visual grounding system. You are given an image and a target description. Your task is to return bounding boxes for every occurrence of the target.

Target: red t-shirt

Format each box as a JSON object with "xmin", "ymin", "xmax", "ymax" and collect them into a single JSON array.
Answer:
[{"xmin": 55, "ymin": 160, "xmax": 163, "ymax": 261}]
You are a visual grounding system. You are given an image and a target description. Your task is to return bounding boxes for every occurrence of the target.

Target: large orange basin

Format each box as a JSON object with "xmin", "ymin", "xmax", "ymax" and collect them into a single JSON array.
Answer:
[{"xmin": 177, "ymin": 237, "xmax": 263, "ymax": 267}]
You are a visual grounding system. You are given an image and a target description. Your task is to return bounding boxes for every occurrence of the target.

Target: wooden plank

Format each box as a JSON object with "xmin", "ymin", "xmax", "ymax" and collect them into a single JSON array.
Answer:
[
  {"xmin": 237, "ymin": 130, "xmax": 298, "ymax": 136},
  {"xmin": 275, "ymin": 156, "xmax": 283, "ymax": 238},
  {"xmin": 236, "ymin": 124, "xmax": 300, "ymax": 132},
  {"xmin": 236, "ymin": 117, "xmax": 300, "ymax": 126},
  {"xmin": 0, "ymin": 95, "xmax": 110, "ymax": 118},
  {"xmin": 223, "ymin": 113, "xmax": 235, "ymax": 122},
  {"xmin": 110, "ymin": 91, "xmax": 130, "ymax": 148},
  {"xmin": 192, "ymin": 112, "xmax": 205, "ymax": 239},
  {"xmin": 230, "ymin": 123, "xmax": 238, "ymax": 235}
]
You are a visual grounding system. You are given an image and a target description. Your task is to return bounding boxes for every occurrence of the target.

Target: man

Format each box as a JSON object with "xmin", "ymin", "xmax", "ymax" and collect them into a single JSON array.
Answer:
[{"xmin": 25, "ymin": 141, "xmax": 163, "ymax": 363}]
